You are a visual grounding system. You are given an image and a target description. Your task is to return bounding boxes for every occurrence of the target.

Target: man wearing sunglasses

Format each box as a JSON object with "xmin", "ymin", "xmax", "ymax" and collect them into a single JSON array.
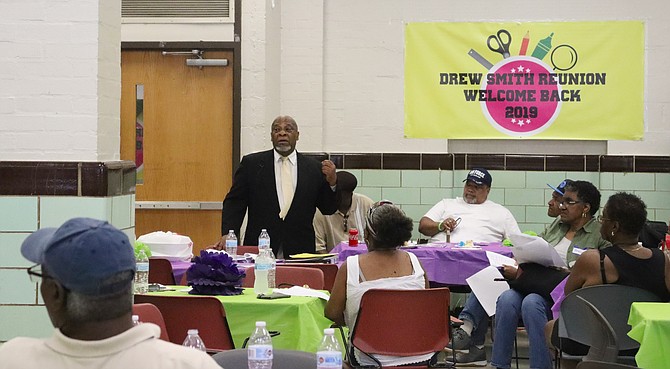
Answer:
[
  {"xmin": 0, "ymin": 218, "xmax": 221, "ymax": 369},
  {"xmin": 313, "ymin": 171, "xmax": 374, "ymax": 252},
  {"xmin": 419, "ymin": 168, "xmax": 520, "ymax": 244}
]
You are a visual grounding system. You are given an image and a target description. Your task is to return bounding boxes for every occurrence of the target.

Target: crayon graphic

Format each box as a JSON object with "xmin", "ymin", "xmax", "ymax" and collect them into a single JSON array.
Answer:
[{"xmin": 519, "ymin": 31, "xmax": 530, "ymax": 56}]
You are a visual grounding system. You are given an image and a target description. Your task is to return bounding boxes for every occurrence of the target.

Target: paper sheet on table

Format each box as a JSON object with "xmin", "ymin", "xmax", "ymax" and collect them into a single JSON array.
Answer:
[
  {"xmin": 486, "ymin": 251, "xmax": 517, "ymax": 268},
  {"xmin": 510, "ymin": 233, "xmax": 567, "ymax": 268},
  {"xmin": 273, "ymin": 286, "xmax": 330, "ymax": 301},
  {"xmin": 466, "ymin": 266, "xmax": 509, "ymax": 316}
]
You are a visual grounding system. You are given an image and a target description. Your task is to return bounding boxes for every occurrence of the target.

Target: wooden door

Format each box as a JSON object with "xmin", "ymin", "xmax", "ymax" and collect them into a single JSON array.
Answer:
[{"xmin": 120, "ymin": 50, "xmax": 233, "ymax": 254}]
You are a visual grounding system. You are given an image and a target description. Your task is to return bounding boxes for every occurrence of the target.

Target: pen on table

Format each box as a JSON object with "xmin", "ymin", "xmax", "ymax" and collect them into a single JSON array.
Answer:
[{"xmin": 494, "ymin": 278, "xmax": 507, "ymax": 281}]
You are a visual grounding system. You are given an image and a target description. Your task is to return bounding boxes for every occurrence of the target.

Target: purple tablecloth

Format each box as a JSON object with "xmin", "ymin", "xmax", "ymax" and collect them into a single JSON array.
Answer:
[{"xmin": 332, "ymin": 242, "xmax": 514, "ymax": 286}]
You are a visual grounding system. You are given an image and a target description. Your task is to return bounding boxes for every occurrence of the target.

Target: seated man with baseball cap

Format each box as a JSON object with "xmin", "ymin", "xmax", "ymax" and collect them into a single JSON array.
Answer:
[
  {"xmin": 0, "ymin": 217, "xmax": 222, "ymax": 369},
  {"xmin": 313, "ymin": 171, "xmax": 374, "ymax": 252},
  {"xmin": 419, "ymin": 168, "xmax": 521, "ymax": 244}
]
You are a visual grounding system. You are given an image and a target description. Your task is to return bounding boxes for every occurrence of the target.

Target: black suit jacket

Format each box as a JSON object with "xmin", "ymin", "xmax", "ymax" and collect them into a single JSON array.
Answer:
[{"xmin": 221, "ymin": 149, "xmax": 338, "ymax": 256}]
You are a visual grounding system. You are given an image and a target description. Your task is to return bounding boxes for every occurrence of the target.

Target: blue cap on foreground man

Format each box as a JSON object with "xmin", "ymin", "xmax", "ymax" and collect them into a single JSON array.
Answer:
[
  {"xmin": 21, "ymin": 217, "xmax": 136, "ymax": 295},
  {"xmin": 0, "ymin": 217, "xmax": 222, "ymax": 369}
]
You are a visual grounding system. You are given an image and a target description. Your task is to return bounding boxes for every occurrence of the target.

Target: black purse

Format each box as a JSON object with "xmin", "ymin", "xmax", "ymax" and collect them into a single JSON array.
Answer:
[{"xmin": 507, "ymin": 262, "xmax": 569, "ymax": 301}]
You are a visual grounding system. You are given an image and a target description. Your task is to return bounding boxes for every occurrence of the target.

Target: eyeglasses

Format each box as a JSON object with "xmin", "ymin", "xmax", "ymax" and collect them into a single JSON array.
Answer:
[
  {"xmin": 366, "ymin": 200, "xmax": 394, "ymax": 238},
  {"xmin": 27, "ymin": 264, "xmax": 50, "ymax": 283},
  {"xmin": 559, "ymin": 199, "xmax": 583, "ymax": 207},
  {"xmin": 597, "ymin": 215, "xmax": 611, "ymax": 224}
]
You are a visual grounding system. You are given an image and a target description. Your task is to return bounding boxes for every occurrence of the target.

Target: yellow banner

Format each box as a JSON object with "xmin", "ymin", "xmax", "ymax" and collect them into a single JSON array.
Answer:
[{"xmin": 404, "ymin": 21, "xmax": 644, "ymax": 140}]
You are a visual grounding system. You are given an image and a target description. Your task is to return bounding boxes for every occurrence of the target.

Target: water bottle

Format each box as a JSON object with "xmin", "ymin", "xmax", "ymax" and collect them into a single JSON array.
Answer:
[
  {"xmin": 182, "ymin": 329, "xmax": 206, "ymax": 352},
  {"xmin": 317, "ymin": 328, "xmax": 343, "ymax": 369},
  {"xmin": 268, "ymin": 249, "xmax": 276, "ymax": 289},
  {"xmin": 132, "ymin": 315, "xmax": 141, "ymax": 326},
  {"xmin": 258, "ymin": 229, "xmax": 271, "ymax": 251},
  {"xmin": 134, "ymin": 249, "xmax": 149, "ymax": 294},
  {"xmin": 254, "ymin": 249, "xmax": 271, "ymax": 295},
  {"xmin": 226, "ymin": 229, "xmax": 238, "ymax": 257},
  {"xmin": 247, "ymin": 321, "xmax": 273, "ymax": 369}
]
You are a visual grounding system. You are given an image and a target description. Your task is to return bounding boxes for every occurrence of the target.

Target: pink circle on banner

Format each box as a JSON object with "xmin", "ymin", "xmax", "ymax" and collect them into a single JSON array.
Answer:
[{"xmin": 480, "ymin": 56, "xmax": 561, "ymax": 137}]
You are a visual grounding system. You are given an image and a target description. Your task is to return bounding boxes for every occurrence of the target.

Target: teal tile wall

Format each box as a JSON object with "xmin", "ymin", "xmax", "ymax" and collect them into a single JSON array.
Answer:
[
  {"xmin": 0, "ymin": 194, "xmax": 135, "ymax": 342},
  {"xmin": 0, "ymin": 306, "xmax": 52, "ymax": 341},
  {"xmin": 0, "ymin": 197, "xmax": 38, "ymax": 231},
  {"xmin": 355, "ymin": 169, "xmax": 670, "ymax": 240}
]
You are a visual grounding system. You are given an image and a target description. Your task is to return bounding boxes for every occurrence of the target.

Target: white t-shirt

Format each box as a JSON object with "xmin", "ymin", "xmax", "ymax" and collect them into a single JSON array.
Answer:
[
  {"xmin": 423, "ymin": 197, "xmax": 521, "ymax": 243},
  {"xmin": 0, "ymin": 323, "xmax": 221, "ymax": 369}
]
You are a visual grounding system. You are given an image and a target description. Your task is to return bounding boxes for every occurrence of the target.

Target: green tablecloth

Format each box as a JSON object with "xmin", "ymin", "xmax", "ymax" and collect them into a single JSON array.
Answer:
[
  {"xmin": 151, "ymin": 287, "xmax": 334, "ymax": 352},
  {"xmin": 628, "ymin": 302, "xmax": 670, "ymax": 369}
]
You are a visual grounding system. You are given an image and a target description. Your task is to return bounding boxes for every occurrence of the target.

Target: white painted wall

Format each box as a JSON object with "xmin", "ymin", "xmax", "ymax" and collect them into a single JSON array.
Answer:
[
  {"xmin": 240, "ymin": 0, "xmax": 670, "ymax": 156},
  {"xmin": 0, "ymin": 0, "xmax": 121, "ymax": 161}
]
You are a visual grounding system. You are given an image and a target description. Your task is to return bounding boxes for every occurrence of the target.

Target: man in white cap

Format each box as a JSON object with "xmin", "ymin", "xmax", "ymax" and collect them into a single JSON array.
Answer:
[
  {"xmin": 419, "ymin": 168, "xmax": 520, "ymax": 244},
  {"xmin": 0, "ymin": 217, "xmax": 222, "ymax": 369}
]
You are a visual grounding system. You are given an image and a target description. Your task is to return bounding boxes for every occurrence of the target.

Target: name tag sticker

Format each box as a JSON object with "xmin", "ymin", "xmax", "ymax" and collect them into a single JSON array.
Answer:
[{"xmin": 572, "ymin": 247, "xmax": 586, "ymax": 255}]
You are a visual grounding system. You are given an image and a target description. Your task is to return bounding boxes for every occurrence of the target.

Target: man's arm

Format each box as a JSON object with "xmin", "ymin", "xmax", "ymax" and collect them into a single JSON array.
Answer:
[
  {"xmin": 217, "ymin": 157, "xmax": 251, "ymax": 247},
  {"xmin": 315, "ymin": 160, "xmax": 338, "ymax": 216},
  {"xmin": 313, "ymin": 210, "xmax": 328, "ymax": 253}
]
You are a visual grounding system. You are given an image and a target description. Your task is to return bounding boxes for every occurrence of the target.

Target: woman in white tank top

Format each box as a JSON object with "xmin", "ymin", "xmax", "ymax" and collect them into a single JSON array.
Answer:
[{"xmin": 325, "ymin": 201, "xmax": 430, "ymax": 367}]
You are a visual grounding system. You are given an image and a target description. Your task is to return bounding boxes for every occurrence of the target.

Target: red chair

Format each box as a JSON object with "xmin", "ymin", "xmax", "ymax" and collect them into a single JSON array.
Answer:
[
  {"xmin": 132, "ymin": 303, "xmax": 170, "ymax": 341},
  {"xmin": 133, "ymin": 294, "xmax": 235, "ymax": 351},
  {"xmin": 349, "ymin": 288, "xmax": 451, "ymax": 368},
  {"xmin": 148, "ymin": 258, "xmax": 177, "ymax": 285},
  {"xmin": 237, "ymin": 245, "xmax": 259, "ymax": 254},
  {"xmin": 281, "ymin": 263, "xmax": 338, "ymax": 292},
  {"xmin": 242, "ymin": 265, "xmax": 325, "ymax": 290}
]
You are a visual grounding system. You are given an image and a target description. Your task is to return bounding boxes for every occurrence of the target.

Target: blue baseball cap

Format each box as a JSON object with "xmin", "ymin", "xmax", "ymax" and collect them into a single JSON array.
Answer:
[
  {"xmin": 21, "ymin": 218, "xmax": 135, "ymax": 295},
  {"xmin": 547, "ymin": 179, "xmax": 573, "ymax": 196},
  {"xmin": 463, "ymin": 168, "xmax": 492, "ymax": 187}
]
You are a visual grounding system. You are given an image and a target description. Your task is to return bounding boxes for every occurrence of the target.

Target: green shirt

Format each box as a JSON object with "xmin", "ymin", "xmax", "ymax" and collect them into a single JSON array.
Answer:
[{"xmin": 540, "ymin": 217, "xmax": 611, "ymax": 266}]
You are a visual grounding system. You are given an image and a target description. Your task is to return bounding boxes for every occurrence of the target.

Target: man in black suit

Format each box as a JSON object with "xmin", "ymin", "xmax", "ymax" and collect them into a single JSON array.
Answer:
[{"xmin": 217, "ymin": 115, "xmax": 338, "ymax": 257}]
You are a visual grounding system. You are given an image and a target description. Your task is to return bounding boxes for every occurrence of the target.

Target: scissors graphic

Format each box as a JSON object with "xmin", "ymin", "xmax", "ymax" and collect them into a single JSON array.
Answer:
[{"xmin": 487, "ymin": 29, "xmax": 512, "ymax": 59}]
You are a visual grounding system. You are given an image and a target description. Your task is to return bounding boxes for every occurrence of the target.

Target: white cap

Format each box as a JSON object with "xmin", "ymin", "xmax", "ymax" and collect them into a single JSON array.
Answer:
[
  {"xmin": 256, "ymin": 321, "xmax": 267, "ymax": 327},
  {"xmin": 188, "ymin": 329, "xmax": 199, "ymax": 335},
  {"xmin": 324, "ymin": 328, "xmax": 335, "ymax": 335}
]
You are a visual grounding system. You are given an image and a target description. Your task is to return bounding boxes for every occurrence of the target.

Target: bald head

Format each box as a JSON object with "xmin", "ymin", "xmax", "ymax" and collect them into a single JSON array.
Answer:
[{"xmin": 270, "ymin": 115, "xmax": 300, "ymax": 156}]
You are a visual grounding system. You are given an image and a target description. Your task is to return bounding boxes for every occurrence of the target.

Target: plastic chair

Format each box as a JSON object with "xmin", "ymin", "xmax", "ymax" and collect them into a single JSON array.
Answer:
[
  {"xmin": 575, "ymin": 360, "xmax": 638, "ymax": 369},
  {"xmin": 281, "ymin": 263, "xmax": 338, "ymax": 291},
  {"xmin": 132, "ymin": 303, "xmax": 170, "ymax": 341},
  {"xmin": 575, "ymin": 295, "xmax": 619, "ymax": 362},
  {"xmin": 133, "ymin": 294, "xmax": 235, "ymax": 351},
  {"xmin": 212, "ymin": 349, "xmax": 317, "ymax": 369},
  {"xmin": 148, "ymin": 258, "xmax": 177, "ymax": 285},
  {"xmin": 556, "ymin": 284, "xmax": 663, "ymax": 366},
  {"xmin": 242, "ymin": 265, "xmax": 325, "ymax": 290},
  {"xmin": 349, "ymin": 288, "xmax": 452, "ymax": 368}
]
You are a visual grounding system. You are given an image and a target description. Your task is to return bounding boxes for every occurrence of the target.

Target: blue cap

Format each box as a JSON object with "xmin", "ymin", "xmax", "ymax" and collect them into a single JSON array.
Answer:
[
  {"xmin": 547, "ymin": 179, "xmax": 573, "ymax": 196},
  {"xmin": 21, "ymin": 218, "xmax": 135, "ymax": 295},
  {"xmin": 463, "ymin": 168, "xmax": 492, "ymax": 187}
]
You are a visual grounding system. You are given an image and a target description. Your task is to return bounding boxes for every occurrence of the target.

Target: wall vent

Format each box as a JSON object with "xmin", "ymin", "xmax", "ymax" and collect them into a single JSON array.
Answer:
[{"xmin": 122, "ymin": 0, "xmax": 232, "ymax": 23}]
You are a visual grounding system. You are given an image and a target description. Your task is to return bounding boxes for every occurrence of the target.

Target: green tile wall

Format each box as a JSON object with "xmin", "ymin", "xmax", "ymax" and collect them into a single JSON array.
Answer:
[
  {"xmin": 0, "ymin": 194, "xmax": 135, "ymax": 342},
  {"xmin": 356, "ymin": 169, "xmax": 670, "ymax": 240}
]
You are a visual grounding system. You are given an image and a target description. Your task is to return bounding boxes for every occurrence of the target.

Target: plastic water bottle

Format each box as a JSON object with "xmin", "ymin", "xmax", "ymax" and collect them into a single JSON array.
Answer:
[
  {"xmin": 317, "ymin": 328, "xmax": 343, "ymax": 369},
  {"xmin": 182, "ymin": 329, "xmax": 206, "ymax": 352},
  {"xmin": 226, "ymin": 229, "xmax": 238, "ymax": 257},
  {"xmin": 254, "ymin": 249, "xmax": 271, "ymax": 295},
  {"xmin": 132, "ymin": 315, "xmax": 141, "ymax": 326},
  {"xmin": 134, "ymin": 249, "xmax": 149, "ymax": 294},
  {"xmin": 247, "ymin": 321, "xmax": 273, "ymax": 369},
  {"xmin": 258, "ymin": 229, "xmax": 271, "ymax": 251},
  {"xmin": 268, "ymin": 249, "xmax": 276, "ymax": 289}
]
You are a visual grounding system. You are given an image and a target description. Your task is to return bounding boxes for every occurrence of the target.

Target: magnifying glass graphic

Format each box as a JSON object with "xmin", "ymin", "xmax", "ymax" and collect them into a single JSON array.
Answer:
[{"xmin": 550, "ymin": 44, "xmax": 578, "ymax": 71}]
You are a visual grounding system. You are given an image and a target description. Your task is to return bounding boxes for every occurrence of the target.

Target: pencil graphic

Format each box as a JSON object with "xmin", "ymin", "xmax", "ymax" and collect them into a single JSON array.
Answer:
[{"xmin": 519, "ymin": 31, "xmax": 530, "ymax": 56}]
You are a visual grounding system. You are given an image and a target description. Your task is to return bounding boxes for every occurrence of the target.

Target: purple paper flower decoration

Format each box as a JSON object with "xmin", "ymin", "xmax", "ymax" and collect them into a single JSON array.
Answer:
[{"xmin": 187, "ymin": 250, "xmax": 246, "ymax": 295}]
